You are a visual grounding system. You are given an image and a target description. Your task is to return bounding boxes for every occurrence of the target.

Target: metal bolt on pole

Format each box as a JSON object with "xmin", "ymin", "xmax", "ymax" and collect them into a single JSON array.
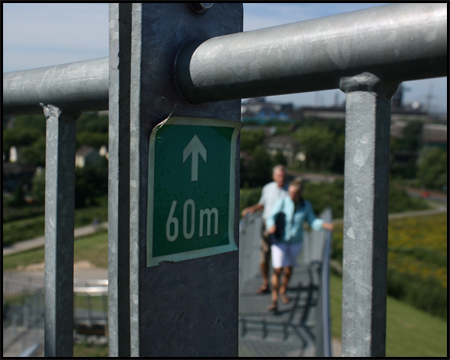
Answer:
[
  {"xmin": 190, "ymin": 3, "xmax": 213, "ymax": 14},
  {"xmin": 340, "ymin": 73, "xmax": 399, "ymax": 357}
]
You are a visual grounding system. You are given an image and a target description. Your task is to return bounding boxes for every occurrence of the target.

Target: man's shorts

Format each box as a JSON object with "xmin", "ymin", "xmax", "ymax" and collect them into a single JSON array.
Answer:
[{"xmin": 271, "ymin": 242, "xmax": 303, "ymax": 269}]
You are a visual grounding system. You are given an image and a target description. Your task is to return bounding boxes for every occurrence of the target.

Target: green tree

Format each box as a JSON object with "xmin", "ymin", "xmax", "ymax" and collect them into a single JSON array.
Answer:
[
  {"xmin": 240, "ymin": 145, "xmax": 273, "ymax": 188},
  {"xmin": 32, "ymin": 169, "xmax": 46, "ymax": 204},
  {"xmin": 272, "ymin": 150, "xmax": 287, "ymax": 167},
  {"xmin": 329, "ymin": 133, "xmax": 345, "ymax": 174},
  {"xmin": 20, "ymin": 137, "xmax": 47, "ymax": 167},
  {"xmin": 294, "ymin": 126, "xmax": 336, "ymax": 172},
  {"xmin": 12, "ymin": 115, "xmax": 47, "ymax": 135},
  {"xmin": 240, "ymin": 129, "xmax": 265, "ymax": 152},
  {"xmin": 3, "ymin": 128, "xmax": 43, "ymax": 160},
  {"xmin": 400, "ymin": 120, "xmax": 423, "ymax": 151},
  {"xmin": 76, "ymin": 132, "xmax": 108, "ymax": 150},
  {"xmin": 389, "ymin": 120, "xmax": 424, "ymax": 179},
  {"xmin": 10, "ymin": 181, "xmax": 26, "ymax": 207},
  {"xmin": 75, "ymin": 157, "xmax": 108, "ymax": 208},
  {"xmin": 417, "ymin": 147, "xmax": 447, "ymax": 190},
  {"xmin": 76, "ymin": 112, "xmax": 109, "ymax": 133}
]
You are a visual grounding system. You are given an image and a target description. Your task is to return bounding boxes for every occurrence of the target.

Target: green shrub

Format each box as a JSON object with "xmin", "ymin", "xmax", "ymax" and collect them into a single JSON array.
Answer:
[
  {"xmin": 388, "ymin": 186, "xmax": 430, "ymax": 213},
  {"xmin": 303, "ymin": 180, "xmax": 344, "ymax": 219},
  {"xmin": 239, "ymin": 187, "xmax": 262, "ymax": 216},
  {"xmin": 3, "ymin": 216, "xmax": 46, "ymax": 247},
  {"xmin": 3, "ymin": 205, "xmax": 45, "ymax": 222},
  {"xmin": 387, "ymin": 268, "xmax": 447, "ymax": 319}
]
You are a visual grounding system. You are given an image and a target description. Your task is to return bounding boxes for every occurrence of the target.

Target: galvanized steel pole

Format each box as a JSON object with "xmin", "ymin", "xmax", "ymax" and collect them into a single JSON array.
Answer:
[
  {"xmin": 42, "ymin": 104, "xmax": 79, "ymax": 357},
  {"xmin": 339, "ymin": 73, "xmax": 399, "ymax": 357},
  {"xmin": 175, "ymin": 3, "xmax": 447, "ymax": 103},
  {"xmin": 128, "ymin": 3, "xmax": 242, "ymax": 356},
  {"xmin": 108, "ymin": 3, "xmax": 132, "ymax": 357}
]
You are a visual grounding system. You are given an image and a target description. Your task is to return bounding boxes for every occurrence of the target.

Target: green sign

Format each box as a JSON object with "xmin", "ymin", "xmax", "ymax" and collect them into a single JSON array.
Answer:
[{"xmin": 147, "ymin": 117, "xmax": 242, "ymax": 267}]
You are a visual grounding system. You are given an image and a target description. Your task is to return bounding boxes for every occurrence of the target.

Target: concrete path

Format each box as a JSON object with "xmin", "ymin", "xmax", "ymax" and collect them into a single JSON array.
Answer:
[{"xmin": 3, "ymin": 222, "xmax": 107, "ymax": 256}]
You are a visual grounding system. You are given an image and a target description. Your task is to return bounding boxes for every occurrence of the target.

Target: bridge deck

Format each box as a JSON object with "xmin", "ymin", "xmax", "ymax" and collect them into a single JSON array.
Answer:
[{"xmin": 238, "ymin": 262, "xmax": 321, "ymax": 357}]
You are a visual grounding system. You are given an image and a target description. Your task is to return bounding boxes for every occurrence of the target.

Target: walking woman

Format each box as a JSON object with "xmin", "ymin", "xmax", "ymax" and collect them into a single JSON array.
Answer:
[{"xmin": 265, "ymin": 177, "xmax": 333, "ymax": 311}]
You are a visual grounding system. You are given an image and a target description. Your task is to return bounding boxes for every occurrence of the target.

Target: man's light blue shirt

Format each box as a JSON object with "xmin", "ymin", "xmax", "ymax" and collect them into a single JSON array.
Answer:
[{"xmin": 266, "ymin": 197, "xmax": 324, "ymax": 244}]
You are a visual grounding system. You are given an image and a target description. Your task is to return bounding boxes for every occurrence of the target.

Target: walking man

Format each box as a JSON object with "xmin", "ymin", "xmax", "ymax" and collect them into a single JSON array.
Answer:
[{"xmin": 241, "ymin": 164, "xmax": 288, "ymax": 294}]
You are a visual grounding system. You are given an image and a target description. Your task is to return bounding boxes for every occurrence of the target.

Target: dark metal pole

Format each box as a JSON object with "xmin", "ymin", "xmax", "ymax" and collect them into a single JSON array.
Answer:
[
  {"xmin": 128, "ymin": 3, "xmax": 243, "ymax": 356},
  {"xmin": 108, "ymin": 3, "xmax": 132, "ymax": 357}
]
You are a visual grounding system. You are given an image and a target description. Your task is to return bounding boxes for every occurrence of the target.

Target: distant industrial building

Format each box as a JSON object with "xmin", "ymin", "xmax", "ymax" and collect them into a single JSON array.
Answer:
[{"xmin": 241, "ymin": 85, "xmax": 447, "ymax": 148}]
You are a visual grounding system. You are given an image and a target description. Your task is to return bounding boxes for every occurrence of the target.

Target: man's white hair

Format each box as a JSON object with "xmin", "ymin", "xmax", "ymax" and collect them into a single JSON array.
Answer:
[{"xmin": 272, "ymin": 164, "xmax": 285, "ymax": 175}]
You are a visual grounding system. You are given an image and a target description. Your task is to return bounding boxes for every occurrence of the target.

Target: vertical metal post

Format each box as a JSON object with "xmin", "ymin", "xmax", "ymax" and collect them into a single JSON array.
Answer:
[
  {"xmin": 129, "ymin": 3, "xmax": 243, "ymax": 356},
  {"xmin": 339, "ymin": 73, "xmax": 398, "ymax": 357},
  {"xmin": 108, "ymin": 3, "xmax": 132, "ymax": 357},
  {"xmin": 42, "ymin": 104, "xmax": 79, "ymax": 357},
  {"xmin": 87, "ymin": 294, "xmax": 92, "ymax": 326},
  {"xmin": 24, "ymin": 299, "xmax": 30, "ymax": 328},
  {"xmin": 23, "ymin": 303, "xmax": 28, "ymax": 351},
  {"xmin": 12, "ymin": 313, "xmax": 17, "ymax": 338}
]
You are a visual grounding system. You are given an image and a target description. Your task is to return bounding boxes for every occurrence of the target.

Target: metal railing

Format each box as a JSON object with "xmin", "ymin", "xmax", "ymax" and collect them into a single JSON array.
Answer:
[
  {"xmin": 3, "ymin": 273, "xmax": 45, "ymax": 357},
  {"xmin": 4, "ymin": 4, "xmax": 446, "ymax": 116},
  {"xmin": 314, "ymin": 209, "xmax": 333, "ymax": 357},
  {"xmin": 74, "ymin": 279, "xmax": 108, "ymax": 327},
  {"xmin": 2, "ymin": 3, "xmax": 447, "ymax": 357},
  {"xmin": 3, "ymin": 273, "xmax": 109, "ymax": 357},
  {"xmin": 3, "ymin": 287, "xmax": 45, "ymax": 358}
]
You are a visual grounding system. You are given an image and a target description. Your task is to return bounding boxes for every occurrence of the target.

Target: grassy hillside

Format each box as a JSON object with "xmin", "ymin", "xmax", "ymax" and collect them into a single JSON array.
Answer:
[
  {"xmin": 3, "ymin": 229, "xmax": 108, "ymax": 271},
  {"xmin": 332, "ymin": 212, "xmax": 447, "ymax": 319},
  {"xmin": 3, "ymin": 205, "xmax": 108, "ymax": 247},
  {"xmin": 330, "ymin": 273, "xmax": 447, "ymax": 357}
]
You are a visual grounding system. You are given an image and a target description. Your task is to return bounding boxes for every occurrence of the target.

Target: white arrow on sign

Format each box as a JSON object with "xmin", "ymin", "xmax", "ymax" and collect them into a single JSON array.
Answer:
[{"xmin": 183, "ymin": 135, "xmax": 207, "ymax": 181}]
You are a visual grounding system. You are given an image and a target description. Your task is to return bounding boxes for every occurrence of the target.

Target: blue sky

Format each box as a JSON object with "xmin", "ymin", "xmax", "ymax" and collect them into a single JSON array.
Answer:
[{"xmin": 3, "ymin": 3, "xmax": 447, "ymax": 113}]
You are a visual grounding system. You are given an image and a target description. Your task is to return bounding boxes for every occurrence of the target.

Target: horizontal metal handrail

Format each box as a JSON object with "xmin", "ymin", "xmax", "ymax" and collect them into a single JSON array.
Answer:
[
  {"xmin": 175, "ymin": 3, "xmax": 447, "ymax": 103},
  {"xmin": 74, "ymin": 279, "xmax": 109, "ymax": 286},
  {"xmin": 74, "ymin": 286, "xmax": 108, "ymax": 294},
  {"xmin": 3, "ymin": 3, "xmax": 446, "ymax": 115},
  {"xmin": 3, "ymin": 57, "xmax": 108, "ymax": 115}
]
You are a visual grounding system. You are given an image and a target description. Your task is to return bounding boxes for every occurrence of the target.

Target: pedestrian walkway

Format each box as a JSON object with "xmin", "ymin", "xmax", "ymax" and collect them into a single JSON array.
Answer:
[
  {"xmin": 238, "ymin": 263, "xmax": 320, "ymax": 357},
  {"xmin": 238, "ymin": 208, "xmax": 335, "ymax": 357}
]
